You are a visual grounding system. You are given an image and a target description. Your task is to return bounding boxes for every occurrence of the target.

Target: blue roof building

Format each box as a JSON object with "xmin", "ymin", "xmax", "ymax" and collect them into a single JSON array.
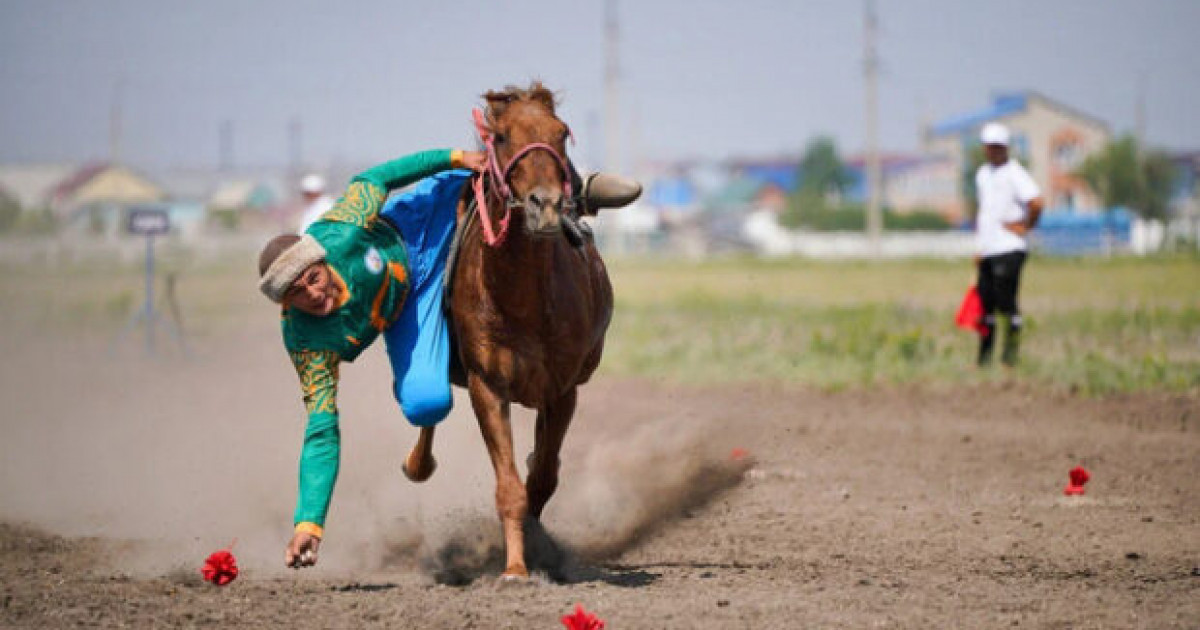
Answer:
[{"xmin": 924, "ymin": 91, "xmax": 1111, "ymax": 214}]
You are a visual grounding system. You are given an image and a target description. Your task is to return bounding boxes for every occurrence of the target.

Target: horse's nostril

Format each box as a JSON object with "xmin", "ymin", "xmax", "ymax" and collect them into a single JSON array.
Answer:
[{"xmin": 528, "ymin": 192, "xmax": 542, "ymax": 208}]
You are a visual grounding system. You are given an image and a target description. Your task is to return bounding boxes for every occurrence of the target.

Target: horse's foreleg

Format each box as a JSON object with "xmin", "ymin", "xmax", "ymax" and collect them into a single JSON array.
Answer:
[
  {"xmin": 526, "ymin": 388, "xmax": 577, "ymax": 520},
  {"xmin": 467, "ymin": 373, "xmax": 528, "ymax": 578},
  {"xmin": 401, "ymin": 426, "xmax": 437, "ymax": 483}
]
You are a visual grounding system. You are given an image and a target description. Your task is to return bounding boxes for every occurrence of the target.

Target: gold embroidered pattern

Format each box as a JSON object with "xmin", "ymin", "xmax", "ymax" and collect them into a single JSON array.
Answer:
[
  {"xmin": 289, "ymin": 350, "xmax": 340, "ymax": 415},
  {"xmin": 320, "ymin": 181, "xmax": 385, "ymax": 228}
]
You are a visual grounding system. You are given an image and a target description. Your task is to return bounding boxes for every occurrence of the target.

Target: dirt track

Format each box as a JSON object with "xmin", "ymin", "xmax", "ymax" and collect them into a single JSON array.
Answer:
[{"xmin": 1, "ymin": 331, "xmax": 1198, "ymax": 628}]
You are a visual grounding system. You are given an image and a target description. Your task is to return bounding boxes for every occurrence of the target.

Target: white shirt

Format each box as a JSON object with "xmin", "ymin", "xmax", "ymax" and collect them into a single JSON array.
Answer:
[
  {"xmin": 974, "ymin": 160, "xmax": 1040, "ymax": 256},
  {"xmin": 297, "ymin": 194, "xmax": 334, "ymax": 233}
]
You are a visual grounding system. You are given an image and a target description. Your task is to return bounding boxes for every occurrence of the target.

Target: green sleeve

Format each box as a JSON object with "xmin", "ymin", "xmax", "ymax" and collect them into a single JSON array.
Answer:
[
  {"xmin": 317, "ymin": 180, "xmax": 388, "ymax": 229},
  {"xmin": 318, "ymin": 149, "xmax": 454, "ymax": 229},
  {"xmin": 353, "ymin": 149, "xmax": 454, "ymax": 191},
  {"xmin": 289, "ymin": 350, "xmax": 342, "ymax": 528}
]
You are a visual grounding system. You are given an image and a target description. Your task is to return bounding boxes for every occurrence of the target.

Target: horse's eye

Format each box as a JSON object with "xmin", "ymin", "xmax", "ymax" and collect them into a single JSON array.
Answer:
[{"xmin": 494, "ymin": 133, "xmax": 506, "ymax": 145}]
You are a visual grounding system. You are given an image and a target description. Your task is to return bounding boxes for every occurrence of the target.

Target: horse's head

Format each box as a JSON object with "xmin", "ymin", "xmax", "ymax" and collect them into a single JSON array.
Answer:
[{"xmin": 480, "ymin": 83, "xmax": 572, "ymax": 239}]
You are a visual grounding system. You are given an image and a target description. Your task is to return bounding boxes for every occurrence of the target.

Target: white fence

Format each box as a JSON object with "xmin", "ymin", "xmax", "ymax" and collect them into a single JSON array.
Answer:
[{"xmin": 741, "ymin": 211, "xmax": 975, "ymax": 259}]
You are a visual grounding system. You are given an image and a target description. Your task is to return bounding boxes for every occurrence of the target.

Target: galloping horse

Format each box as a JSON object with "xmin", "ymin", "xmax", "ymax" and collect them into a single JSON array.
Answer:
[{"xmin": 403, "ymin": 83, "xmax": 613, "ymax": 579}]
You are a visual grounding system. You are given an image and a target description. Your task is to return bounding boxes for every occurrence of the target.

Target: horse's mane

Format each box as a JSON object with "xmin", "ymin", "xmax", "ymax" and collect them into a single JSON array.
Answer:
[{"xmin": 483, "ymin": 81, "xmax": 559, "ymax": 117}]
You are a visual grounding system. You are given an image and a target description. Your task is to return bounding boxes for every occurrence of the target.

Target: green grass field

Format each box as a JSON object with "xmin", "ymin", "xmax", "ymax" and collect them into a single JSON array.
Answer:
[
  {"xmin": 2, "ymin": 252, "xmax": 1197, "ymax": 395},
  {"xmin": 602, "ymin": 256, "xmax": 1200, "ymax": 394}
]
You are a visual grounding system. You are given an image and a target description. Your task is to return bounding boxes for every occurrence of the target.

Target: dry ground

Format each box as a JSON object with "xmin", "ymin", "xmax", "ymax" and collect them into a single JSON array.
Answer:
[{"xmin": 1, "ymin": 324, "xmax": 1197, "ymax": 628}]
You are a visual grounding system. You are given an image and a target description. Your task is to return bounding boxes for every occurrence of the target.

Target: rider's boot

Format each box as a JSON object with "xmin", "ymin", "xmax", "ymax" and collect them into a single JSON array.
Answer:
[
  {"xmin": 579, "ymin": 173, "xmax": 642, "ymax": 216},
  {"xmin": 561, "ymin": 172, "xmax": 642, "ymax": 247}
]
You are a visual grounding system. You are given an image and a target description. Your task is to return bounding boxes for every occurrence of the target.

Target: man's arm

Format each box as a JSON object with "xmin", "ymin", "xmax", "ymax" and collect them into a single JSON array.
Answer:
[
  {"xmin": 1024, "ymin": 196, "xmax": 1045, "ymax": 228},
  {"xmin": 1004, "ymin": 196, "xmax": 1044, "ymax": 235},
  {"xmin": 286, "ymin": 350, "xmax": 342, "ymax": 567},
  {"xmin": 319, "ymin": 149, "xmax": 480, "ymax": 229},
  {"xmin": 1004, "ymin": 164, "xmax": 1043, "ymax": 235}
]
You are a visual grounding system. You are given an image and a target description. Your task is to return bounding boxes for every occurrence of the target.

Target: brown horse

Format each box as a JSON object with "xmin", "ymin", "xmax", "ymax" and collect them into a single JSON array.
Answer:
[{"xmin": 402, "ymin": 83, "xmax": 613, "ymax": 579}]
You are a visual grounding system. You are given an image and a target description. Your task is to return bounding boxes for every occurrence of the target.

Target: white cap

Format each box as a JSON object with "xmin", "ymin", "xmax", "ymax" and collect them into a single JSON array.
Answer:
[
  {"xmin": 300, "ymin": 174, "xmax": 326, "ymax": 194},
  {"xmin": 980, "ymin": 122, "xmax": 1010, "ymax": 146}
]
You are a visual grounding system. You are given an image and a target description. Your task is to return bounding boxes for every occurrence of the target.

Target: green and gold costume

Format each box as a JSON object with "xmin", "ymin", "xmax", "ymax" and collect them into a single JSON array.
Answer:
[{"xmin": 284, "ymin": 149, "xmax": 461, "ymax": 538}]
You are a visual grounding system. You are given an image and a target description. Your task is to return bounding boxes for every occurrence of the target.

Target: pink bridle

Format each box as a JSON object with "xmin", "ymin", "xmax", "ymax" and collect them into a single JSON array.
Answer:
[{"xmin": 471, "ymin": 107, "xmax": 574, "ymax": 247}]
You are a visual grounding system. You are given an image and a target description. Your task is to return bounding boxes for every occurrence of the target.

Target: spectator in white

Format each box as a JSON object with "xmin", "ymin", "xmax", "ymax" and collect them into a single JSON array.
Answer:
[
  {"xmin": 973, "ymin": 122, "xmax": 1045, "ymax": 367},
  {"xmin": 297, "ymin": 174, "xmax": 334, "ymax": 232}
]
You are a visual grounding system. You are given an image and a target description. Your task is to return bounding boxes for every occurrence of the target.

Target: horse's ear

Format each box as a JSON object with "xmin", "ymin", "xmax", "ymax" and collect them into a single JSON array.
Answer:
[
  {"xmin": 527, "ymin": 82, "xmax": 557, "ymax": 114},
  {"xmin": 484, "ymin": 90, "xmax": 513, "ymax": 119}
]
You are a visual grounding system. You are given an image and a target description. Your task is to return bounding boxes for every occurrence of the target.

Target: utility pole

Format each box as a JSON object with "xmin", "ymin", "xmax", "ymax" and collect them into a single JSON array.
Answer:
[
  {"xmin": 604, "ymin": 0, "xmax": 621, "ymax": 175},
  {"xmin": 219, "ymin": 119, "xmax": 234, "ymax": 173},
  {"xmin": 109, "ymin": 78, "xmax": 124, "ymax": 164},
  {"xmin": 288, "ymin": 118, "xmax": 303, "ymax": 182},
  {"xmin": 1134, "ymin": 73, "xmax": 1147, "ymax": 148},
  {"xmin": 602, "ymin": 0, "xmax": 624, "ymax": 254},
  {"xmin": 863, "ymin": 0, "xmax": 882, "ymax": 256}
]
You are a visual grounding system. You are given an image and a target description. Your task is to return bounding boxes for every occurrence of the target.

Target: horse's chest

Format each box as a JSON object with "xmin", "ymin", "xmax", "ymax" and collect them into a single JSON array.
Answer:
[{"xmin": 468, "ymin": 311, "xmax": 585, "ymax": 402}]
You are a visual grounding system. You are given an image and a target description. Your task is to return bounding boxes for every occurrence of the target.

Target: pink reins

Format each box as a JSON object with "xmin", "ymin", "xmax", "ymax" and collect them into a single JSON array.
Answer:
[{"xmin": 471, "ymin": 107, "xmax": 574, "ymax": 247}]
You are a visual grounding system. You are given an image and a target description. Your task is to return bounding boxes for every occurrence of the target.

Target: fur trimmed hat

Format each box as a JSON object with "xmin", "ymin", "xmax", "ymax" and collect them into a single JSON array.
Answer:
[{"xmin": 258, "ymin": 234, "xmax": 327, "ymax": 302}]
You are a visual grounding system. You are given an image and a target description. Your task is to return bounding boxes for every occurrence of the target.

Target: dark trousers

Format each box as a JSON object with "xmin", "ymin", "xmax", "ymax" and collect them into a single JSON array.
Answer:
[{"xmin": 976, "ymin": 251, "xmax": 1027, "ymax": 365}]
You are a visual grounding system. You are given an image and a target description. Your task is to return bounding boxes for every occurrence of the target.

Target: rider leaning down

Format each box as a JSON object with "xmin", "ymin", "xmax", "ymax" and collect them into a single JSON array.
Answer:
[{"xmin": 257, "ymin": 142, "xmax": 640, "ymax": 569}]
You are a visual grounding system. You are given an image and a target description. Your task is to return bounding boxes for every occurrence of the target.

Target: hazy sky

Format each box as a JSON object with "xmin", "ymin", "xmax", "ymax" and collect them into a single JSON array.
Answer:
[{"xmin": 2, "ymin": 0, "xmax": 1197, "ymax": 171}]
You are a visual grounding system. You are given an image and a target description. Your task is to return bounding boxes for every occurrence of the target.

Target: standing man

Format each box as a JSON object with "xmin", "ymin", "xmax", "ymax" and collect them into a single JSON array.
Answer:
[
  {"xmin": 297, "ymin": 173, "xmax": 335, "ymax": 232},
  {"xmin": 973, "ymin": 122, "xmax": 1044, "ymax": 366}
]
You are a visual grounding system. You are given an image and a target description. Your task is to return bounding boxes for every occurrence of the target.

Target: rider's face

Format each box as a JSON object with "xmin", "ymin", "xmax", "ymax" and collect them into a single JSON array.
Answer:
[{"xmin": 283, "ymin": 263, "xmax": 340, "ymax": 317}]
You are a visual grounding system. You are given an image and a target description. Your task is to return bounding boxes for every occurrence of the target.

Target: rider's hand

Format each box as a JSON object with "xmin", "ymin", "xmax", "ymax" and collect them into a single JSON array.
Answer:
[
  {"xmin": 285, "ymin": 531, "xmax": 321, "ymax": 569},
  {"xmin": 460, "ymin": 150, "xmax": 487, "ymax": 173}
]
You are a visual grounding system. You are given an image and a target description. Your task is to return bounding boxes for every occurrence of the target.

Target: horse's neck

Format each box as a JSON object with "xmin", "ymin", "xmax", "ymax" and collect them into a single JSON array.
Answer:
[
  {"xmin": 479, "ymin": 220, "xmax": 554, "ymax": 293},
  {"xmin": 458, "ymin": 185, "xmax": 550, "ymax": 299}
]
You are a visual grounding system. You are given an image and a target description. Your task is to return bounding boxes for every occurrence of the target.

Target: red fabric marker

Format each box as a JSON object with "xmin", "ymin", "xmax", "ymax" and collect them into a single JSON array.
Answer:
[
  {"xmin": 201, "ymin": 542, "xmax": 239, "ymax": 586},
  {"xmin": 562, "ymin": 603, "xmax": 605, "ymax": 630},
  {"xmin": 1064, "ymin": 466, "xmax": 1090, "ymax": 496},
  {"xmin": 955, "ymin": 286, "xmax": 987, "ymax": 335}
]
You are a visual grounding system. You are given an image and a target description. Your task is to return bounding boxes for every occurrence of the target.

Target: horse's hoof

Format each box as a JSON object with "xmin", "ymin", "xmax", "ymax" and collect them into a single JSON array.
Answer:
[
  {"xmin": 402, "ymin": 454, "xmax": 437, "ymax": 483},
  {"xmin": 495, "ymin": 572, "xmax": 533, "ymax": 589}
]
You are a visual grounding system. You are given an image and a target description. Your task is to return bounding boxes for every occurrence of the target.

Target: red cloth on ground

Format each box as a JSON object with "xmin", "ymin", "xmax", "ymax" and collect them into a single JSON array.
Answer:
[
  {"xmin": 1064, "ymin": 466, "xmax": 1090, "ymax": 496},
  {"xmin": 561, "ymin": 603, "xmax": 605, "ymax": 630},
  {"xmin": 201, "ymin": 550, "xmax": 239, "ymax": 586},
  {"xmin": 955, "ymin": 285, "xmax": 987, "ymax": 335}
]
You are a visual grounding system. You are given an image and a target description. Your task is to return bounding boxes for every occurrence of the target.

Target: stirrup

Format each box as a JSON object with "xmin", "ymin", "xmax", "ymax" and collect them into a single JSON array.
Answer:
[
  {"xmin": 580, "ymin": 173, "xmax": 642, "ymax": 215},
  {"xmin": 560, "ymin": 214, "xmax": 593, "ymax": 248}
]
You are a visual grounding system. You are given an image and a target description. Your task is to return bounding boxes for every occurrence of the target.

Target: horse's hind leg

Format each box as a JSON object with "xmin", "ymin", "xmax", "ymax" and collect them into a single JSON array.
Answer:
[
  {"xmin": 527, "ymin": 388, "xmax": 577, "ymax": 520},
  {"xmin": 467, "ymin": 373, "xmax": 528, "ymax": 578},
  {"xmin": 401, "ymin": 426, "xmax": 437, "ymax": 483}
]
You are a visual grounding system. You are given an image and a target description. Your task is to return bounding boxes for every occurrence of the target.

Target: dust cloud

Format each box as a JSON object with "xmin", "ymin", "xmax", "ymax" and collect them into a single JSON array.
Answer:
[{"xmin": 0, "ymin": 329, "xmax": 748, "ymax": 582}]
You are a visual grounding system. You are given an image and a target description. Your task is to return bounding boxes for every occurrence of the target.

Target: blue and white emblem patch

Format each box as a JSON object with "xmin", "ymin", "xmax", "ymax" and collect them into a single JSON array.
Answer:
[{"xmin": 364, "ymin": 247, "xmax": 384, "ymax": 274}]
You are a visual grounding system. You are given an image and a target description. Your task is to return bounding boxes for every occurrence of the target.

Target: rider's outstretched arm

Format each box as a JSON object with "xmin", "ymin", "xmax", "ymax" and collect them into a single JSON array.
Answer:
[
  {"xmin": 316, "ymin": 149, "xmax": 466, "ymax": 229},
  {"xmin": 289, "ymin": 350, "xmax": 342, "ymax": 538}
]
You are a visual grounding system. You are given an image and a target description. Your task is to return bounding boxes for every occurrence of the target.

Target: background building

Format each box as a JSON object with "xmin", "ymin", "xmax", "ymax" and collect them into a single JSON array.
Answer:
[{"xmin": 923, "ymin": 91, "xmax": 1111, "ymax": 215}]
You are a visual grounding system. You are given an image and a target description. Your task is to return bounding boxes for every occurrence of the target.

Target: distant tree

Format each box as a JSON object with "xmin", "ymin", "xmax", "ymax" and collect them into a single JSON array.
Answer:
[
  {"xmin": 781, "ymin": 137, "xmax": 851, "ymax": 228},
  {"xmin": 961, "ymin": 145, "xmax": 986, "ymax": 219},
  {"xmin": 0, "ymin": 190, "xmax": 19, "ymax": 233},
  {"xmin": 796, "ymin": 136, "xmax": 851, "ymax": 198},
  {"xmin": 15, "ymin": 208, "xmax": 59, "ymax": 235},
  {"xmin": 1077, "ymin": 135, "xmax": 1176, "ymax": 220}
]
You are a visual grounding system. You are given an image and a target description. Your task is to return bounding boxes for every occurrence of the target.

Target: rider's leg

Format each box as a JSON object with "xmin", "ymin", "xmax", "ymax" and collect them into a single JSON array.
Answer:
[
  {"xmin": 380, "ymin": 172, "xmax": 468, "ymax": 427},
  {"xmin": 384, "ymin": 271, "xmax": 452, "ymax": 427}
]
